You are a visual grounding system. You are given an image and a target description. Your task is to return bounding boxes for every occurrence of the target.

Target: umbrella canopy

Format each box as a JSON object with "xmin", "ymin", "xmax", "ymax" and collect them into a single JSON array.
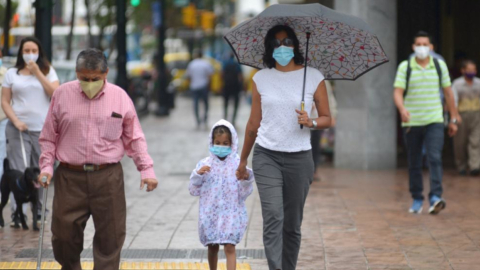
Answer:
[{"xmin": 224, "ymin": 3, "xmax": 389, "ymax": 80}]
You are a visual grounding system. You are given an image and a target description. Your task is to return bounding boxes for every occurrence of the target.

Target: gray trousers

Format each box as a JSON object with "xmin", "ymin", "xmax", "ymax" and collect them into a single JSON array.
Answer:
[
  {"xmin": 454, "ymin": 111, "xmax": 480, "ymax": 171},
  {"xmin": 253, "ymin": 144, "xmax": 314, "ymax": 270},
  {"xmin": 6, "ymin": 121, "xmax": 46, "ymax": 217}
]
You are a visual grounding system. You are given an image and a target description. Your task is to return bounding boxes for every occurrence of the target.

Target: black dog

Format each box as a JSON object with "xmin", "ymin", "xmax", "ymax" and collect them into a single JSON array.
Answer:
[{"xmin": 0, "ymin": 158, "xmax": 40, "ymax": 230}]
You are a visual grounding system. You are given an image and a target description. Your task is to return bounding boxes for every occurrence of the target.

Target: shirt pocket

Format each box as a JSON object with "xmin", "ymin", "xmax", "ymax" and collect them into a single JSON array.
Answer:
[{"xmin": 101, "ymin": 117, "xmax": 123, "ymax": 141}]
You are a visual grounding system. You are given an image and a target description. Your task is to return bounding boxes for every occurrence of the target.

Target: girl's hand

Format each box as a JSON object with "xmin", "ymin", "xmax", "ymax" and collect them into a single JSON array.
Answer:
[
  {"xmin": 239, "ymin": 171, "xmax": 250, "ymax": 180},
  {"xmin": 236, "ymin": 161, "xmax": 248, "ymax": 180},
  {"xmin": 197, "ymin": 166, "xmax": 211, "ymax": 175}
]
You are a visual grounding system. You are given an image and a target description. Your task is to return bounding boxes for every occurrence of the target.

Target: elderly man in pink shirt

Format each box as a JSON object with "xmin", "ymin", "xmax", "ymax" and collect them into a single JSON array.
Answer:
[{"xmin": 38, "ymin": 48, "xmax": 158, "ymax": 270}]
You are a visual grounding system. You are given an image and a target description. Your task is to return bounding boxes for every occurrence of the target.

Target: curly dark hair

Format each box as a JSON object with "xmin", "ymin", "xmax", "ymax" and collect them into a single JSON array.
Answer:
[
  {"xmin": 263, "ymin": 25, "xmax": 304, "ymax": 69},
  {"xmin": 15, "ymin": 37, "xmax": 51, "ymax": 76},
  {"xmin": 212, "ymin": 125, "xmax": 232, "ymax": 144}
]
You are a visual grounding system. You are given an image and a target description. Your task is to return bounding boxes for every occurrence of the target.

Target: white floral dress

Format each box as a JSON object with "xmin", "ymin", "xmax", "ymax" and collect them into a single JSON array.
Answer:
[{"xmin": 189, "ymin": 119, "xmax": 254, "ymax": 246}]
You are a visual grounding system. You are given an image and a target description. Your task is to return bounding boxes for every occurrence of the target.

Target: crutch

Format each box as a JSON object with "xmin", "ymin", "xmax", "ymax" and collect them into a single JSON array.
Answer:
[{"xmin": 36, "ymin": 175, "xmax": 48, "ymax": 270}]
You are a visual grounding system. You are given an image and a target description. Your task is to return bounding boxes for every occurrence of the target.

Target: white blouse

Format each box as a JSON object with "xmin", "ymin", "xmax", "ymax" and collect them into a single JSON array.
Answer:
[
  {"xmin": 2, "ymin": 67, "xmax": 59, "ymax": 131},
  {"xmin": 253, "ymin": 67, "xmax": 324, "ymax": 152}
]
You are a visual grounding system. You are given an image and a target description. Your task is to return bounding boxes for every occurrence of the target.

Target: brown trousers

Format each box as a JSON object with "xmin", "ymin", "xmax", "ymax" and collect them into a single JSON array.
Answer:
[
  {"xmin": 51, "ymin": 163, "xmax": 126, "ymax": 270},
  {"xmin": 454, "ymin": 111, "xmax": 480, "ymax": 171}
]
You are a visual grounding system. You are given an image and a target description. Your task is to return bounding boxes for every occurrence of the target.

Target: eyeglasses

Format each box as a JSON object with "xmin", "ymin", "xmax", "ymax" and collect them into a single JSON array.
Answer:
[{"xmin": 271, "ymin": 38, "xmax": 294, "ymax": 48}]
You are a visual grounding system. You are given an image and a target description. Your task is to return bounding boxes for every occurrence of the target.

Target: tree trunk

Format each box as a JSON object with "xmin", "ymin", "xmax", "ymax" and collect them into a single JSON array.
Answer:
[
  {"xmin": 66, "ymin": 0, "xmax": 76, "ymax": 60},
  {"xmin": 85, "ymin": 0, "xmax": 94, "ymax": 48}
]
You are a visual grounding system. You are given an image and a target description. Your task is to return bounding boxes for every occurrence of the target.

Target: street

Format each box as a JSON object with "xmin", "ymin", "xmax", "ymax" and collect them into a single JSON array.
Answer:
[{"xmin": 2, "ymin": 95, "xmax": 480, "ymax": 270}]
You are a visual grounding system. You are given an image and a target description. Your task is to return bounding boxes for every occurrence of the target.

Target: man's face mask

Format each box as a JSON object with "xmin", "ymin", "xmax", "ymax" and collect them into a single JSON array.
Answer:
[
  {"xmin": 79, "ymin": 80, "xmax": 104, "ymax": 99},
  {"xmin": 414, "ymin": 46, "xmax": 430, "ymax": 60},
  {"xmin": 465, "ymin": 72, "xmax": 476, "ymax": 80}
]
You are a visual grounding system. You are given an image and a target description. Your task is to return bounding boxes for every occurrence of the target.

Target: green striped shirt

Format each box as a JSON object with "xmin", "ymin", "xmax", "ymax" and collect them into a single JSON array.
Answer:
[{"xmin": 394, "ymin": 57, "xmax": 451, "ymax": 127}]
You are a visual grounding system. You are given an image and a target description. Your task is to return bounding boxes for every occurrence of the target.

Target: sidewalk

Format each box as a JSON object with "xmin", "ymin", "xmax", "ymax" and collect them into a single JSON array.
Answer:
[{"xmin": 2, "ymin": 95, "xmax": 480, "ymax": 270}]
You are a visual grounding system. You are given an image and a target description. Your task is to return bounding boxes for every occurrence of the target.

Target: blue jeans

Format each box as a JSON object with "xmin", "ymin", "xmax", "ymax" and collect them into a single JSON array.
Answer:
[
  {"xmin": 403, "ymin": 123, "xmax": 444, "ymax": 201},
  {"xmin": 191, "ymin": 87, "xmax": 209, "ymax": 125}
]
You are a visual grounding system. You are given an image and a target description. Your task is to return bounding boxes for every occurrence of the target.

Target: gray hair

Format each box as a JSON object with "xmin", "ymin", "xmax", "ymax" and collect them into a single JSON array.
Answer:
[{"xmin": 76, "ymin": 48, "xmax": 108, "ymax": 73}]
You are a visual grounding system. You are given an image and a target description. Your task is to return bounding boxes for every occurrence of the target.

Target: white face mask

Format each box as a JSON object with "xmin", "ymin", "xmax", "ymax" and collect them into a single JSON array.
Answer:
[
  {"xmin": 23, "ymin": 53, "xmax": 39, "ymax": 64},
  {"xmin": 414, "ymin": 46, "xmax": 430, "ymax": 60}
]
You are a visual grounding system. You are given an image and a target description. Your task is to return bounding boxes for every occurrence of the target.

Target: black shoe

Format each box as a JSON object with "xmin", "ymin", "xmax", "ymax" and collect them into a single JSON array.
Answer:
[
  {"xmin": 459, "ymin": 170, "xmax": 467, "ymax": 176},
  {"xmin": 471, "ymin": 169, "xmax": 480, "ymax": 176}
]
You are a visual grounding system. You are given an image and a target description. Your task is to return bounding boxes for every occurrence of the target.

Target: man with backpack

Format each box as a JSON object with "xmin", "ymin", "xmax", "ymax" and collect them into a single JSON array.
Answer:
[{"xmin": 393, "ymin": 31, "xmax": 460, "ymax": 215}]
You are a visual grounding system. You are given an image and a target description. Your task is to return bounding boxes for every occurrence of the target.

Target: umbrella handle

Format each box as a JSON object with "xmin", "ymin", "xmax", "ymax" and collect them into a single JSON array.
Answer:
[{"xmin": 300, "ymin": 32, "xmax": 311, "ymax": 129}]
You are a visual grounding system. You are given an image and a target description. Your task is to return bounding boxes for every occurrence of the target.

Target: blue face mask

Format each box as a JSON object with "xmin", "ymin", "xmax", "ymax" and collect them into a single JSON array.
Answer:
[
  {"xmin": 273, "ymin": 46, "xmax": 294, "ymax": 67},
  {"xmin": 210, "ymin": 145, "xmax": 232, "ymax": 158}
]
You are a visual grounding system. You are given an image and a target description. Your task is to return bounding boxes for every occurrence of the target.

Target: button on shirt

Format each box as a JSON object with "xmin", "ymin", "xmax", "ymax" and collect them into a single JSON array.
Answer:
[
  {"xmin": 39, "ymin": 80, "xmax": 156, "ymax": 180},
  {"xmin": 452, "ymin": 77, "xmax": 480, "ymax": 112}
]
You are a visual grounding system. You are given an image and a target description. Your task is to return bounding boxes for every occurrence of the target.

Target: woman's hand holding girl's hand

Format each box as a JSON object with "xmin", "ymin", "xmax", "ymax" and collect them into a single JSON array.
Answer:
[
  {"xmin": 295, "ymin": 109, "xmax": 312, "ymax": 128},
  {"xmin": 197, "ymin": 166, "xmax": 211, "ymax": 175},
  {"xmin": 236, "ymin": 161, "xmax": 248, "ymax": 180},
  {"xmin": 13, "ymin": 120, "xmax": 28, "ymax": 132}
]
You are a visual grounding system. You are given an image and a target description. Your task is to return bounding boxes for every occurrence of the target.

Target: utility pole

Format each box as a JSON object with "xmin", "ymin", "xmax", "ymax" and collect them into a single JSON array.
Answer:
[
  {"xmin": 2, "ymin": 0, "xmax": 12, "ymax": 56},
  {"xmin": 116, "ymin": 0, "xmax": 128, "ymax": 90},
  {"xmin": 34, "ymin": 0, "xmax": 53, "ymax": 61},
  {"xmin": 155, "ymin": 0, "xmax": 169, "ymax": 116}
]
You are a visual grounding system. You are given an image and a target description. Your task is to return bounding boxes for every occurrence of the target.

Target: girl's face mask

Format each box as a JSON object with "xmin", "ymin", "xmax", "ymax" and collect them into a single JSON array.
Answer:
[{"xmin": 209, "ymin": 145, "xmax": 232, "ymax": 158}]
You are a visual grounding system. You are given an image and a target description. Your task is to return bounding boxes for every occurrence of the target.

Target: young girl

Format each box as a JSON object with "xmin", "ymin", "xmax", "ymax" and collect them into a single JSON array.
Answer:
[{"xmin": 189, "ymin": 119, "xmax": 254, "ymax": 270}]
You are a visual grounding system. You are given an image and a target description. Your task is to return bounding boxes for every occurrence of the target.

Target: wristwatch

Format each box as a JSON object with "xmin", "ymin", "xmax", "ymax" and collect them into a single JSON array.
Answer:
[
  {"xmin": 311, "ymin": 119, "xmax": 318, "ymax": 129},
  {"xmin": 450, "ymin": 118, "xmax": 458, "ymax": 124}
]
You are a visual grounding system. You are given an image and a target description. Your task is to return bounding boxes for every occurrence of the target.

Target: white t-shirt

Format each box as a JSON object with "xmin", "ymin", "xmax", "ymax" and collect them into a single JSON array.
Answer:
[
  {"xmin": 2, "ymin": 67, "xmax": 59, "ymax": 131},
  {"xmin": 186, "ymin": 58, "xmax": 214, "ymax": 90},
  {"xmin": 253, "ymin": 67, "xmax": 324, "ymax": 152}
]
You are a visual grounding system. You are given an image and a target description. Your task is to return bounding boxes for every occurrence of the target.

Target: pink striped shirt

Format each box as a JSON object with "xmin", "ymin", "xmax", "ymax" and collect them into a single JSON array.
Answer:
[{"xmin": 39, "ymin": 80, "xmax": 156, "ymax": 180}]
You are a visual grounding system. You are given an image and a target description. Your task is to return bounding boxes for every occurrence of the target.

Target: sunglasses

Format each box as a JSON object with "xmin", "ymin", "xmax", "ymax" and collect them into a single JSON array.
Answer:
[{"xmin": 271, "ymin": 38, "xmax": 294, "ymax": 48}]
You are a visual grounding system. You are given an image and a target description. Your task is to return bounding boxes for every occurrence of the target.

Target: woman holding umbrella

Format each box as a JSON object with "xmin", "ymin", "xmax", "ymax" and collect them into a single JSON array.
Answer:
[{"xmin": 236, "ymin": 25, "xmax": 331, "ymax": 270}]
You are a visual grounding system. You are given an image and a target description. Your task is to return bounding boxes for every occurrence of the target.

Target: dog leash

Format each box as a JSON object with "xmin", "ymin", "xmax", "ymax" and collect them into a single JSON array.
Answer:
[{"xmin": 19, "ymin": 131, "xmax": 28, "ymax": 169}]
